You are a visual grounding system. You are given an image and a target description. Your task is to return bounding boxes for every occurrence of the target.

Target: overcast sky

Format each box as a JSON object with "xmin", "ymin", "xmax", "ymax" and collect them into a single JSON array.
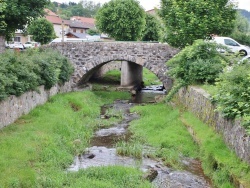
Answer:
[{"xmin": 52, "ymin": 0, "xmax": 250, "ymax": 11}]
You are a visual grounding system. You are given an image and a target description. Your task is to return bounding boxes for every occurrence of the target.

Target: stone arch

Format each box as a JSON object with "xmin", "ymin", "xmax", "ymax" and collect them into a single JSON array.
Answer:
[{"xmin": 47, "ymin": 42, "xmax": 179, "ymax": 92}]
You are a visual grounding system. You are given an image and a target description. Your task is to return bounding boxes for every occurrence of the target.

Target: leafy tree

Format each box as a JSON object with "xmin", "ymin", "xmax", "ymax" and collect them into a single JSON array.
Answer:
[
  {"xmin": 0, "ymin": 0, "xmax": 49, "ymax": 40},
  {"xmin": 51, "ymin": 0, "xmax": 101, "ymax": 19},
  {"xmin": 95, "ymin": 0, "xmax": 146, "ymax": 41},
  {"xmin": 142, "ymin": 14, "xmax": 162, "ymax": 42},
  {"xmin": 159, "ymin": 0, "xmax": 237, "ymax": 48},
  {"xmin": 28, "ymin": 18, "xmax": 56, "ymax": 45},
  {"xmin": 229, "ymin": 12, "xmax": 250, "ymax": 46},
  {"xmin": 0, "ymin": 0, "xmax": 6, "ymax": 33},
  {"xmin": 0, "ymin": 0, "xmax": 48, "ymax": 52},
  {"xmin": 87, "ymin": 28, "xmax": 100, "ymax": 36}
]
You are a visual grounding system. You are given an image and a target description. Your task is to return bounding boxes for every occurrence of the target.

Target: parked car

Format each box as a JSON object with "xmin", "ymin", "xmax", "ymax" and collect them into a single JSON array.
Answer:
[
  {"xmin": 23, "ymin": 41, "xmax": 40, "ymax": 48},
  {"xmin": 5, "ymin": 41, "xmax": 24, "ymax": 50},
  {"xmin": 212, "ymin": 36, "xmax": 250, "ymax": 56}
]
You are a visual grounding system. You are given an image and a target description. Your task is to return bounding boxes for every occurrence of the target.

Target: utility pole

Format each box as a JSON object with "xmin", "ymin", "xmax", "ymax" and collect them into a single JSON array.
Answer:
[{"xmin": 61, "ymin": 20, "xmax": 64, "ymax": 42}]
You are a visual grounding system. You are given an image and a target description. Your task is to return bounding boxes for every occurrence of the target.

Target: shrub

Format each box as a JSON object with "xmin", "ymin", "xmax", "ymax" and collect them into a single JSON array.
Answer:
[
  {"xmin": 0, "ymin": 48, "xmax": 74, "ymax": 100},
  {"xmin": 213, "ymin": 62, "xmax": 250, "ymax": 129},
  {"xmin": 165, "ymin": 39, "xmax": 229, "ymax": 101}
]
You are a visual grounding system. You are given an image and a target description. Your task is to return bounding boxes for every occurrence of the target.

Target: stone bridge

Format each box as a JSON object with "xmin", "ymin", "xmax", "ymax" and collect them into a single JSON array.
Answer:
[{"xmin": 49, "ymin": 42, "xmax": 179, "ymax": 92}]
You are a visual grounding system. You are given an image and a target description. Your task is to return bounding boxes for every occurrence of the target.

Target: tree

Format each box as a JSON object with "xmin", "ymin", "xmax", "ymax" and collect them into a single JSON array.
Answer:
[
  {"xmin": 159, "ymin": 0, "xmax": 237, "ymax": 48},
  {"xmin": 28, "ymin": 18, "xmax": 56, "ymax": 45},
  {"xmin": 142, "ymin": 14, "xmax": 162, "ymax": 42},
  {"xmin": 0, "ymin": 0, "xmax": 49, "ymax": 52},
  {"xmin": 95, "ymin": 0, "xmax": 146, "ymax": 41},
  {"xmin": 229, "ymin": 13, "xmax": 250, "ymax": 46}
]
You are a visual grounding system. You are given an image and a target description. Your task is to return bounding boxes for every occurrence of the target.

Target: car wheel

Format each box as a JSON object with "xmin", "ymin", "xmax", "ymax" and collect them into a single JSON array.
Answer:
[{"xmin": 239, "ymin": 50, "xmax": 247, "ymax": 56}]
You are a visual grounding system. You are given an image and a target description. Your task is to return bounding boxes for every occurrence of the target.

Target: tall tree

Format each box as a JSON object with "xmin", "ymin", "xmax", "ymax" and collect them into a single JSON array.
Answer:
[
  {"xmin": 142, "ymin": 14, "xmax": 162, "ymax": 42},
  {"xmin": 229, "ymin": 12, "xmax": 250, "ymax": 46},
  {"xmin": 28, "ymin": 18, "xmax": 56, "ymax": 45},
  {"xmin": 0, "ymin": 0, "xmax": 49, "ymax": 52},
  {"xmin": 95, "ymin": 0, "xmax": 146, "ymax": 41},
  {"xmin": 159, "ymin": 0, "xmax": 237, "ymax": 48}
]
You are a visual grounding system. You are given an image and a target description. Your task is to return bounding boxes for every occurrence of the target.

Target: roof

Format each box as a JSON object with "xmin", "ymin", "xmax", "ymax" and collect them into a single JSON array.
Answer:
[
  {"xmin": 65, "ymin": 32, "xmax": 89, "ymax": 39},
  {"xmin": 44, "ymin": 8, "xmax": 58, "ymax": 16},
  {"xmin": 46, "ymin": 15, "xmax": 63, "ymax": 25},
  {"xmin": 70, "ymin": 16, "xmax": 95, "ymax": 28},
  {"xmin": 69, "ymin": 20, "xmax": 91, "ymax": 29}
]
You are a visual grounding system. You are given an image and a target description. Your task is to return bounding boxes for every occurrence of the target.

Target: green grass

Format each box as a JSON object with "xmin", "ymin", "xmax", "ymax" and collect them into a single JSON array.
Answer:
[
  {"xmin": 0, "ymin": 90, "xmax": 152, "ymax": 188},
  {"xmin": 128, "ymin": 102, "xmax": 199, "ymax": 169},
  {"xmin": 91, "ymin": 68, "xmax": 162, "ymax": 88},
  {"xmin": 181, "ymin": 111, "xmax": 250, "ymax": 188},
  {"xmin": 199, "ymin": 84, "xmax": 218, "ymax": 96},
  {"xmin": 143, "ymin": 68, "xmax": 162, "ymax": 86}
]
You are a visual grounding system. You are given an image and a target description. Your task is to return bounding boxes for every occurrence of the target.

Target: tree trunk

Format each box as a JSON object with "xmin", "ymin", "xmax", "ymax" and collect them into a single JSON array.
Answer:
[{"xmin": 0, "ymin": 35, "xmax": 5, "ymax": 53}]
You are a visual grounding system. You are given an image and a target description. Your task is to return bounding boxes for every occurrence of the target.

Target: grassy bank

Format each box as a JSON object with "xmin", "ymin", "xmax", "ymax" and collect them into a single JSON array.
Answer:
[
  {"xmin": 128, "ymin": 103, "xmax": 199, "ymax": 169},
  {"xmin": 181, "ymin": 111, "xmax": 250, "ymax": 188},
  {"xmin": 0, "ymin": 91, "xmax": 151, "ymax": 188},
  {"xmin": 127, "ymin": 101, "xmax": 250, "ymax": 187}
]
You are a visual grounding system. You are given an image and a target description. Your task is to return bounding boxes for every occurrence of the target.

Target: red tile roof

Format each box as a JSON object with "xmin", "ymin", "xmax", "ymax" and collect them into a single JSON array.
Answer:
[
  {"xmin": 46, "ymin": 15, "xmax": 63, "ymax": 25},
  {"xmin": 71, "ymin": 16, "xmax": 95, "ymax": 25},
  {"xmin": 44, "ymin": 8, "xmax": 58, "ymax": 16}
]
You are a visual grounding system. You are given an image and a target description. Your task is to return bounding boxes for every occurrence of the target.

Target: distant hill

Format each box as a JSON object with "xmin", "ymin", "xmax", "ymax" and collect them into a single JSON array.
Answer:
[{"xmin": 239, "ymin": 9, "xmax": 250, "ymax": 23}]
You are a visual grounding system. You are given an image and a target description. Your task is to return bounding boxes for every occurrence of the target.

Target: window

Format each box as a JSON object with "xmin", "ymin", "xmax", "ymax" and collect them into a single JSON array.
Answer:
[
  {"xmin": 81, "ymin": 29, "xmax": 83, "ymax": 33},
  {"xmin": 14, "ymin": 37, "xmax": 21, "ymax": 42},
  {"xmin": 224, "ymin": 39, "xmax": 239, "ymax": 46},
  {"xmin": 73, "ymin": 28, "xmax": 76, "ymax": 33}
]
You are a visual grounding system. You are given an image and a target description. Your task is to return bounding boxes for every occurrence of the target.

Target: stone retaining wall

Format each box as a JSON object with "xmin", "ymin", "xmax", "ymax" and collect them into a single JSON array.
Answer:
[
  {"xmin": 0, "ymin": 82, "xmax": 249, "ymax": 165},
  {"xmin": 0, "ymin": 82, "xmax": 73, "ymax": 129},
  {"xmin": 177, "ymin": 86, "xmax": 250, "ymax": 164}
]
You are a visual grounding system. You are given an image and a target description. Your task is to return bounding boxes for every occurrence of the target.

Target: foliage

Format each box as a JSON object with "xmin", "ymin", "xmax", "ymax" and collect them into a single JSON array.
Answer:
[
  {"xmin": 95, "ymin": 0, "xmax": 146, "ymax": 41},
  {"xmin": 141, "ymin": 14, "xmax": 162, "ymax": 42},
  {"xmin": 212, "ymin": 61, "xmax": 250, "ymax": 128},
  {"xmin": 0, "ymin": 48, "xmax": 73, "ymax": 100},
  {"xmin": 182, "ymin": 112, "xmax": 250, "ymax": 188},
  {"xmin": 159, "ymin": 0, "xmax": 237, "ymax": 48},
  {"xmin": 87, "ymin": 28, "xmax": 100, "ymax": 36},
  {"xmin": 0, "ymin": 0, "xmax": 49, "ymax": 40},
  {"xmin": 0, "ymin": 0, "xmax": 6, "ymax": 33},
  {"xmin": 229, "ymin": 13, "xmax": 250, "ymax": 46},
  {"xmin": 165, "ymin": 40, "xmax": 229, "ymax": 101},
  {"xmin": 46, "ymin": 0, "xmax": 101, "ymax": 19},
  {"xmin": 28, "ymin": 18, "xmax": 56, "ymax": 45}
]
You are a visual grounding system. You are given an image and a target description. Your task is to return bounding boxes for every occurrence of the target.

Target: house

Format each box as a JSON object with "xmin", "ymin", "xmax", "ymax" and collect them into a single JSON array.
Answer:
[
  {"xmin": 12, "ymin": 30, "xmax": 32, "ymax": 44},
  {"xmin": 70, "ymin": 16, "xmax": 95, "ymax": 29},
  {"xmin": 45, "ymin": 8, "xmax": 69, "ymax": 38},
  {"xmin": 68, "ymin": 20, "xmax": 92, "ymax": 34}
]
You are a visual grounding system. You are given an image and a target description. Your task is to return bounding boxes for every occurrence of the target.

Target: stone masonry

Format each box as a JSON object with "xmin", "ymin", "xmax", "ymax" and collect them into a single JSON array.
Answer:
[
  {"xmin": 176, "ymin": 86, "xmax": 250, "ymax": 164},
  {"xmin": 47, "ymin": 42, "xmax": 179, "ymax": 92}
]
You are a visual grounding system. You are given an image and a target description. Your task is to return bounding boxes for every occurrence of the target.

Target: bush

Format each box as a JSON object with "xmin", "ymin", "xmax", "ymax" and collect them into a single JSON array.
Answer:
[
  {"xmin": 165, "ymin": 39, "xmax": 229, "ymax": 101},
  {"xmin": 229, "ymin": 32, "xmax": 250, "ymax": 46},
  {"xmin": 213, "ymin": 62, "xmax": 250, "ymax": 128},
  {"xmin": 0, "ymin": 48, "xmax": 74, "ymax": 100}
]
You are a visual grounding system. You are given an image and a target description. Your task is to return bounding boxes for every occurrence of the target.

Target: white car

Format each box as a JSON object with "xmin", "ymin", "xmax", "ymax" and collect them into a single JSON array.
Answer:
[
  {"xmin": 212, "ymin": 36, "xmax": 250, "ymax": 56},
  {"xmin": 23, "ymin": 41, "xmax": 40, "ymax": 48},
  {"xmin": 5, "ymin": 41, "xmax": 24, "ymax": 50}
]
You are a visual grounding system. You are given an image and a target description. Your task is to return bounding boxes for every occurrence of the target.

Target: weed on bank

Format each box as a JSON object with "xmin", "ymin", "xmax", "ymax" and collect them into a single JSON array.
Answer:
[{"xmin": 0, "ymin": 91, "xmax": 151, "ymax": 188}]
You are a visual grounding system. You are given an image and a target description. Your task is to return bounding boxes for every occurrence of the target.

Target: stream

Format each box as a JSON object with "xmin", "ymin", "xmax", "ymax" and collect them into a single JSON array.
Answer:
[{"xmin": 68, "ymin": 86, "xmax": 212, "ymax": 188}]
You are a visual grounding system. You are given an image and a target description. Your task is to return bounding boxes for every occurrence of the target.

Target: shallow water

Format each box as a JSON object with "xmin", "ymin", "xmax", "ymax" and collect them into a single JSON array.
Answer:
[{"xmin": 68, "ymin": 87, "xmax": 212, "ymax": 188}]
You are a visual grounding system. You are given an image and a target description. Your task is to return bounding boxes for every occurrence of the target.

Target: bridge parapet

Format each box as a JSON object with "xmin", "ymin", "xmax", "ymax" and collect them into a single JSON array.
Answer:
[{"xmin": 48, "ymin": 42, "xmax": 179, "ymax": 91}]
